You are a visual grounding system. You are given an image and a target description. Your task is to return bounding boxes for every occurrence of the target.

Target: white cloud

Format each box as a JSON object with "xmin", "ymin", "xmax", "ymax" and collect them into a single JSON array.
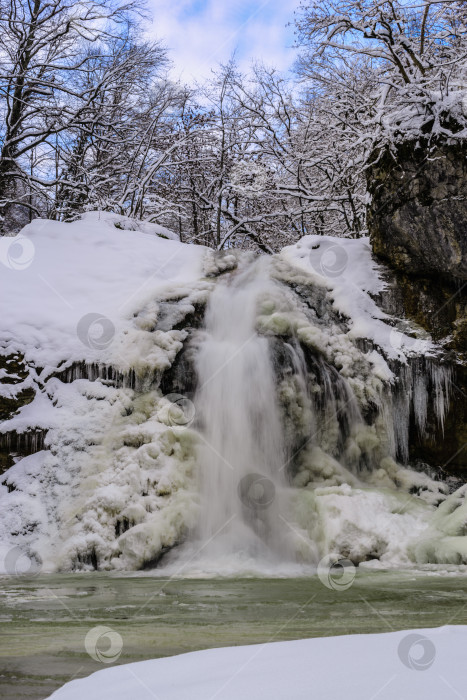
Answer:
[{"xmin": 147, "ymin": 0, "xmax": 298, "ymax": 82}]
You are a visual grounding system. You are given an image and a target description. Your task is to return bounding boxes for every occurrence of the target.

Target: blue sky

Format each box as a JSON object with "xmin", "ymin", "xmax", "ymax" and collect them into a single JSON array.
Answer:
[{"xmin": 148, "ymin": 0, "xmax": 299, "ymax": 81}]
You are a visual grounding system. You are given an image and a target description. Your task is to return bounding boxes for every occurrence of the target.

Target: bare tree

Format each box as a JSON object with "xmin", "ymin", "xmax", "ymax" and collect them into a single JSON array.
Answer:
[
  {"xmin": 0, "ymin": 0, "xmax": 143, "ymax": 230},
  {"xmin": 54, "ymin": 35, "xmax": 174, "ymax": 221},
  {"xmin": 296, "ymin": 0, "xmax": 467, "ymax": 143}
]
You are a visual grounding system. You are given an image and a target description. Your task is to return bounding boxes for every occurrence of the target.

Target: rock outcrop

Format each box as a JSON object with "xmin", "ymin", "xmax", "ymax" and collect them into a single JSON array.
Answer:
[
  {"xmin": 367, "ymin": 137, "xmax": 467, "ymax": 477},
  {"xmin": 367, "ymin": 138, "xmax": 467, "ymax": 284}
]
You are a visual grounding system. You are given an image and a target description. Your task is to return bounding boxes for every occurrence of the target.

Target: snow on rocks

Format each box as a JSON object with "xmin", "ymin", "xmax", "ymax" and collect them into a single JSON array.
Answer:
[
  {"xmin": 0, "ymin": 213, "xmax": 210, "ymax": 572},
  {"xmin": 280, "ymin": 234, "xmax": 434, "ymax": 362},
  {"xmin": 0, "ymin": 211, "xmax": 208, "ymax": 371},
  {"xmin": 0, "ymin": 217, "xmax": 462, "ymax": 572}
]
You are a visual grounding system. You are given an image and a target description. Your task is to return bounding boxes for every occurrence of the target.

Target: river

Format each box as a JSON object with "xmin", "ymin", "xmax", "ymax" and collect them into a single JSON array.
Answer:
[{"xmin": 1, "ymin": 569, "xmax": 467, "ymax": 699}]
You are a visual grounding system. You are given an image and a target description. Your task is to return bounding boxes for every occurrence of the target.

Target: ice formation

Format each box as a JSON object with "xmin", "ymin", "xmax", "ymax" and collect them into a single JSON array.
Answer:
[{"xmin": 0, "ymin": 216, "xmax": 464, "ymax": 573}]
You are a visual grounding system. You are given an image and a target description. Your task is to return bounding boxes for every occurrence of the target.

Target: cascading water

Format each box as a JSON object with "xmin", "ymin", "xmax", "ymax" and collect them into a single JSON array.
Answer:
[{"xmin": 172, "ymin": 258, "xmax": 295, "ymax": 571}]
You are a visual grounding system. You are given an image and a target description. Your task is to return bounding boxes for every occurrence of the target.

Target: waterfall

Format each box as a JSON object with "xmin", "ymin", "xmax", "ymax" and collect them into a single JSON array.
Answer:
[{"xmin": 183, "ymin": 258, "xmax": 293, "ymax": 569}]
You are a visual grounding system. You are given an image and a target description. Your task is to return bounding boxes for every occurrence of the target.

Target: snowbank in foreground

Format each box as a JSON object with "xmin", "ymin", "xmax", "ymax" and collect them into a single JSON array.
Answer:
[{"xmin": 48, "ymin": 626, "xmax": 466, "ymax": 700}]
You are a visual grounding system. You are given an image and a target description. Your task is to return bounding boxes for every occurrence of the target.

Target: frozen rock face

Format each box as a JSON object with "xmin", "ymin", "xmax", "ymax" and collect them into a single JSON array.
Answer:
[
  {"xmin": 370, "ymin": 267, "xmax": 467, "ymax": 478},
  {"xmin": 0, "ymin": 217, "xmax": 466, "ymax": 572},
  {"xmin": 0, "ymin": 353, "xmax": 37, "ymax": 472},
  {"xmin": 366, "ymin": 138, "xmax": 467, "ymax": 476},
  {"xmin": 367, "ymin": 137, "xmax": 467, "ymax": 284}
]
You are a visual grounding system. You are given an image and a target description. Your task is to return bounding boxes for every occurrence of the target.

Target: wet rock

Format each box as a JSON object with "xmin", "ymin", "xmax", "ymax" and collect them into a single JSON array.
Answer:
[{"xmin": 159, "ymin": 330, "xmax": 199, "ymax": 398}]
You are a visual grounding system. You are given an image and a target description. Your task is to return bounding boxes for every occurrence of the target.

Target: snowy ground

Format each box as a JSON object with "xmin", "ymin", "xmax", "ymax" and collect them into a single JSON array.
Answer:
[{"xmin": 48, "ymin": 626, "xmax": 467, "ymax": 700}]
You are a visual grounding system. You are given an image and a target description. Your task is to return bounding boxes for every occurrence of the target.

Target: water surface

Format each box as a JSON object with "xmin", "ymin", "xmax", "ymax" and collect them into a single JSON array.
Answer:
[{"xmin": 1, "ymin": 570, "xmax": 467, "ymax": 700}]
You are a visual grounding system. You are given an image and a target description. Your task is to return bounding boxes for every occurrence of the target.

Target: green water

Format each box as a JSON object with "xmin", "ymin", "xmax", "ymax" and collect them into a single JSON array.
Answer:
[{"xmin": 1, "ymin": 570, "xmax": 467, "ymax": 700}]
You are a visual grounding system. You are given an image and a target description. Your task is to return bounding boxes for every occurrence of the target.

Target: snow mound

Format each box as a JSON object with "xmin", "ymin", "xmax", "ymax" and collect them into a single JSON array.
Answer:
[
  {"xmin": 82, "ymin": 211, "xmax": 180, "ymax": 241},
  {"xmin": 0, "ymin": 211, "xmax": 206, "ymax": 370},
  {"xmin": 47, "ymin": 626, "xmax": 467, "ymax": 700}
]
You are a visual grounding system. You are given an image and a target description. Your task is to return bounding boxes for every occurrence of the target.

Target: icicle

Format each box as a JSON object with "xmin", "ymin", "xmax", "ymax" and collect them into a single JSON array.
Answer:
[
  {"xmin": 0, "ymin": 429, "xmax": 45, "ymax": 456},
  {"xmin": 413, "ymin": 371, "xmax": 428, "ymax": 436},
  {"xmin": 429, "ymin": 363, "xmax": 452, "ymax": 434},
  {"xmin": 392, "ymin": 364, "xmax": 412, "ymax": 464},
  {"xmin": 56, "ymin": 361, "xmax": 155, "ymax": 392}
]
